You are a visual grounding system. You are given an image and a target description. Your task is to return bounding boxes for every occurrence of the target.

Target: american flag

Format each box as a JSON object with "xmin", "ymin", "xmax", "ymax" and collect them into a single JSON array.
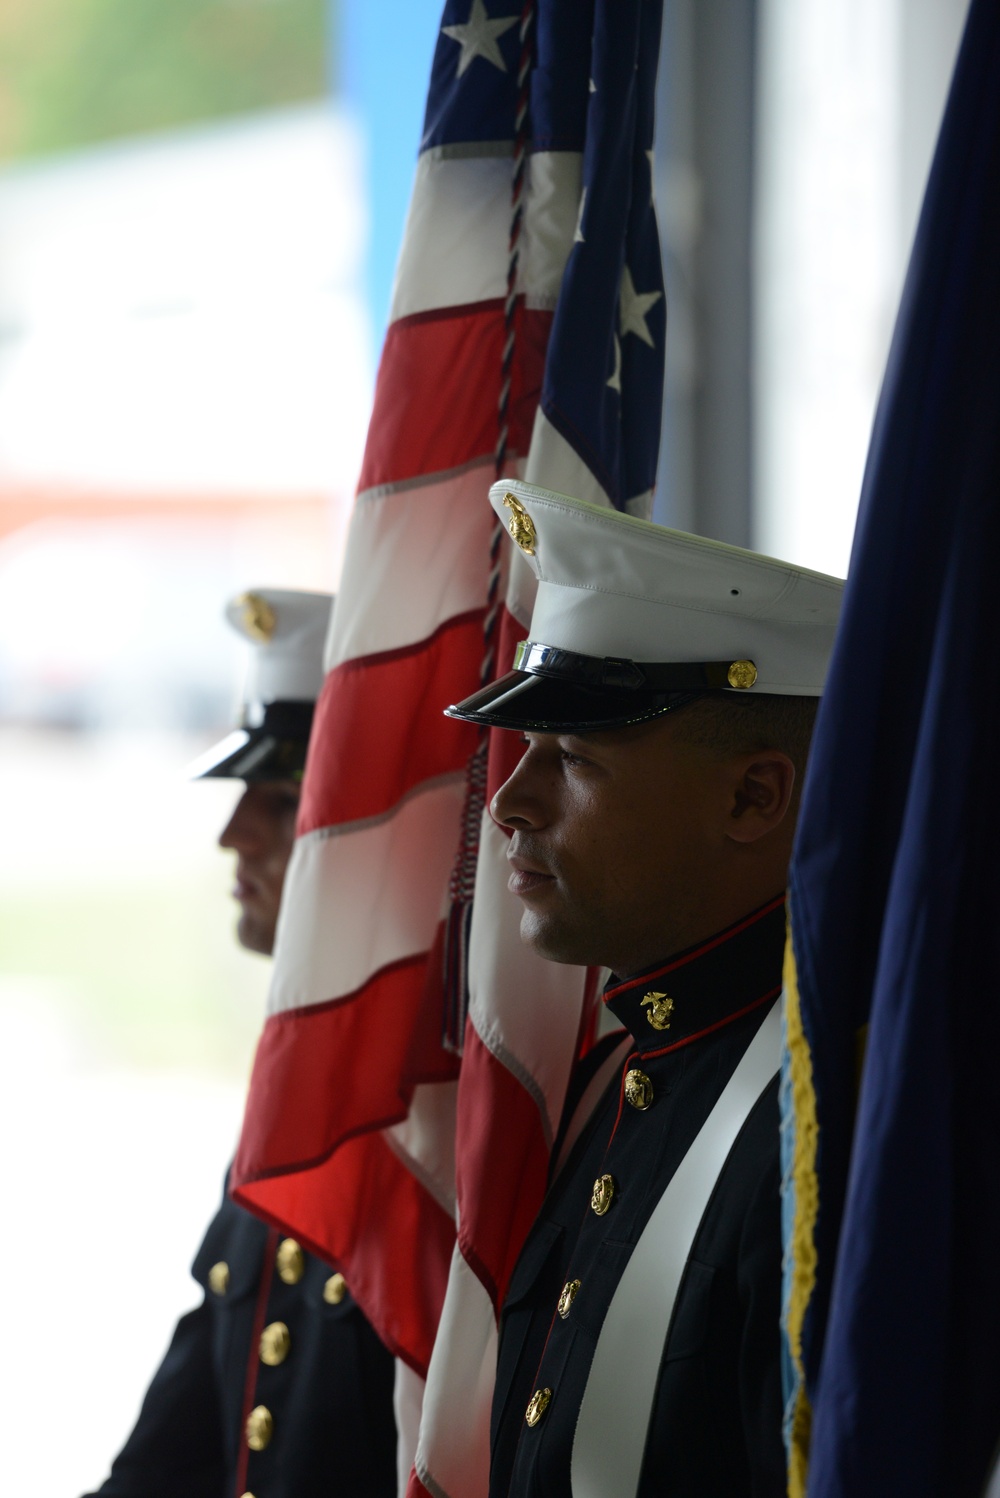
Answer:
[{"xmin": 231, "ymin": 1, "xmax": 665, "ymax": 1491}]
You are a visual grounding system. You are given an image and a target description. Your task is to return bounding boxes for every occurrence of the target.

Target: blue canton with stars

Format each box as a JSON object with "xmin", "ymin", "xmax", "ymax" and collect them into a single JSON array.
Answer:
[{"xmin": 421, "ymin": 0, "xmax": 665, "ymax": 508}]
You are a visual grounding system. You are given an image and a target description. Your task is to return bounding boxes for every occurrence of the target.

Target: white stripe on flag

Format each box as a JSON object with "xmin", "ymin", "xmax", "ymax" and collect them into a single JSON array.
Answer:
[
  {"xmin": 414, "ymin": 1245, "xmax": 497, "ymax": 1498},
  {"xmin": 390, "ymin": 151, "xmax": 583, "ymax": 322},
  {"xmin": 327, "ymin": 463, "xmax": 498, "ymax": 670},
  {"xmin": 386, "ymin": 1080, "xmax": 459, "ymax": 1219},
  {"xmin": 269, "ymin": 777, "xmax": 465, "ymax": 1015}
]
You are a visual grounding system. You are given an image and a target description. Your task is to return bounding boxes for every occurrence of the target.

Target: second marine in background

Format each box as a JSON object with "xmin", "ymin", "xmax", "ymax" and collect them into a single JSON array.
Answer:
[{"xmin": 86, "ymin": 589, "xmax": 398, "ymax": 1498}]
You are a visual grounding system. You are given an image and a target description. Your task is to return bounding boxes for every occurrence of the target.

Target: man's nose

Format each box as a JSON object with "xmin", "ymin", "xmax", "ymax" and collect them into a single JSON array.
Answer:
[
  {"xmin": 218, "ymin": 788, "xmax": 256, "ymax": 851},
  {"xmin": 490, "ymin": 749, "xmax": 549, "ymax": 830}
]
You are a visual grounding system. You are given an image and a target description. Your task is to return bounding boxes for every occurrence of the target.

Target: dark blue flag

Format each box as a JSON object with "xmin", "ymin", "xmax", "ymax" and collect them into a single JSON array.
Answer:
[{"xmin": 781, "ymin": 1, "xmax": 1000, "ymax": 1493}]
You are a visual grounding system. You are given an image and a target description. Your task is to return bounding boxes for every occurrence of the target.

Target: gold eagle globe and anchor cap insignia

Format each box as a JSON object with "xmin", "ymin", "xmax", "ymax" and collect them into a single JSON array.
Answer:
[
  {"xmin": 235, "ymin": 590, "xmax": 277, "ymax": 643},
  {"xmin": 444, "ymin": 480, "xmax": 844, "ymax": 734},
  {"xmin": 641, "ymin": 991, "xmax": 675, "ymax": 1031},
  {"xmin": 503, "ymin": 491, "xmax": 536, "ymax": 554}
]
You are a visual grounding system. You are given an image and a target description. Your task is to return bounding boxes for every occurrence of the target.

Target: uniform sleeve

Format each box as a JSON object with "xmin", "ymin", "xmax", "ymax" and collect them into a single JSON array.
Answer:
[
  {"xmin": 736, "ymin": 1133, "xmax": 787, "ymax": 1498},
  {"xmin": 81, "ymin": 1296, "xmax": 226, "ymax": 1498}
]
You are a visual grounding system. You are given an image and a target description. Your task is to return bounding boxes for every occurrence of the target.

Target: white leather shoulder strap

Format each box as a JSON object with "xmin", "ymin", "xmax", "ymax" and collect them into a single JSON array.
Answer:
[{"xmin": 571, "ymin": 998, "xmax": 782, "ymax": 1498}]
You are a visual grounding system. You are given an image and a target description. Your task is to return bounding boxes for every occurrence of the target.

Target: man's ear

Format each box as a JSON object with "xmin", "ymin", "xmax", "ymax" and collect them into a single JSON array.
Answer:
[{"xmin": 725, "ymin": 752, "xmax": 796, "ymax": 845}]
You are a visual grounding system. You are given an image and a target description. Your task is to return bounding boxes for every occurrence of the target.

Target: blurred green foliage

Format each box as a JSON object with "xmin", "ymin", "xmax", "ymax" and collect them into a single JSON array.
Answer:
[
  {"xmin": 0, "ymin": 0, "xmax": 331, "ymax": 162},
  {"xmin": 0, "ymin": 870, "xmax": 268, "ymax": 1075}
]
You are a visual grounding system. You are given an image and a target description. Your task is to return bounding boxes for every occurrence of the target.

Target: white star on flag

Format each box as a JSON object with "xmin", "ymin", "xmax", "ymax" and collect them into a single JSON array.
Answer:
[
  {"xmin": 573, "ymin": 186, "xmax": 588, "ymax": 244},
  {"xmin": 607, "ymin": 333, "xmax": 622, "ymax": 392},
  {"xmin": 442, "ymin": 0, "xmax": 518, "ymax": 77},
  {"xmin": 619, "ymin": 264, "xmax": 662, "ymax": 347}
]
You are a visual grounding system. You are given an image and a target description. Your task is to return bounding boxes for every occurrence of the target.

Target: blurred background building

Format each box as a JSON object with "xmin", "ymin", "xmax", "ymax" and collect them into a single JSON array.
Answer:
[{"xmin": 0, "ymin": 1, "xmax": 968, "ymax": 1492}]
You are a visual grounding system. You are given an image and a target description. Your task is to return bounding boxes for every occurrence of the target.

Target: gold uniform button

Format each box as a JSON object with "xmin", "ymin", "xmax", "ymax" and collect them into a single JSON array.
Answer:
[
  {"xmin": 525, "ymin": 1388, "xmax": 552, "ymax": 1427},
  {"xmin": 245, "ymin": 1405, "xmax": 274, "ymax": 1451},
  {"xmin": 641, "ymin": 990, "xmax": 674, "ymax": 1031},
  {"xmin": 591, "ymin": 1174, "xmax": 616, "ymax": 1216},
  {"xmin": 727, "ymin": 658, "xmax": 758, "ymax": 690},
  {"xmin": 324, "ymin": 1272, "xmax": 348, "ymax": 1305},
  {"xmin": 557, "ymin": 1279, "xmax": 581, "ymax": 1319},
  {"xmin": 208, "ymin": 1261, "xmax": 230, "ymax": 1296},
  {"xmin": 259, "ymin": 1320, "xmax": 291, "ymax": 1366},
  {"xmin": 624, "ymin": 1068, "xmax": 654, "ymax": 1111},
  {"xmin": 275, "ymin": 1237, "xmax": 305, "ymax": 1285}
]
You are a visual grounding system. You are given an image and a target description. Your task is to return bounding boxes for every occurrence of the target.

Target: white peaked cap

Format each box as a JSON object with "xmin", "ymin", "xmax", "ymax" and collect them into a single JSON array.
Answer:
[
  {"xmin": 188, "ymin": 588, "xmax": 333, "ymax": 781},
  {"xmin": 446, "ymin": 481, "xmax": 844, "ymax": 732},
  {"xmin": 227, "ymin": 587, "xmax": 331, "ymax": 712}
]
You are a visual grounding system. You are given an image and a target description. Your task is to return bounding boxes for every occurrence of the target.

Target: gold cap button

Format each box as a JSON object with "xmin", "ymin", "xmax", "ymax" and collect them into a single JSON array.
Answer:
[
  {"xmin": 275, "ymin": 1237, "xmax": 305, "ymax": 1285},
  {"xmin": 240, "ymin": 1492, "xmax": 257, "ymax": 1498},
  {"xmin": 208, "ymin": 1261, "xmax": 230, "ymax": 1296},
  {"xmin": 641, "ymin": 991, "xmax": 674, "ymax": 1031},
  {"xmin": 624, "ymin": 1068, "xmax": 654, "ymax": 1111},
  {"xmin": 503, "ymin": 492, "xmax": 536, "ymax": 554},
  {"xmin": 591, "ymin": 1174, "xmax": 616, "ymax": 1216},
  {"xmin": 557, "ymin": 1279, "xmax": 581, "ymax": 1319},
  {"xmin": 727, "ymin": 659, "xmax": 758, "ymax": 690},
  {"xmin": 323, "ymin": 1272, "xmax": 348, "ymax": 1305},
  {"xmin": 245, "ymin": 1405, "xmax": 274, "ymax": 1451},
  {"xmin": 525, "ymin": 1388, "xmax": 552, "ymax": 1427},
  {"xmin": 259, "ymin": 1321, "xmax": 291, "ymax": 1366}
]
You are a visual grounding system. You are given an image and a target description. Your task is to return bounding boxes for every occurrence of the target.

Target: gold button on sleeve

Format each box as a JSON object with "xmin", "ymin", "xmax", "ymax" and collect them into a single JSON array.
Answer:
[
  {"xmin": 259, "ymin": 1320, "xmax": 291, "ymax": 1366},
  {"xmin": 525, "ymin": 1388, "xmax": 552, "ymax": 1427},
  {"xmin": 324, "ymin": 1272, "xmax": 348, "ymax": 1305},
  {"xmin": 557, "ymin": 1279, "xmax": 581, "ymax": 1319},
  {"xmin": 208, "ymin": 1261, "xmax": 230, "ymax": 1296},
  {"xmin": 624, "ymin": 1068, "xmax": 654, "ymax": 1110},
  {"xmin": 245, "ymin": 1405, "xmax": 274, "ymax": 1451},
  {"xmin": 275, "ymin": 1237, "xmax": 305, "ymax": 1285},
  {"xmin": 591, "ymin": 1174, "xmax": 616, "ymax": 1216}
]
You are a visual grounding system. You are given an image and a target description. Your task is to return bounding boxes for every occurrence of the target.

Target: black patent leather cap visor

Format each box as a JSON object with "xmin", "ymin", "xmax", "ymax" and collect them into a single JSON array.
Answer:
[
  {"xmin": 188, "ymin": 700, "xmax": 314, "ymax": 780},
  {"xmin": 445, "ymin": 668, "xmax": 702, "ymax": 732}
]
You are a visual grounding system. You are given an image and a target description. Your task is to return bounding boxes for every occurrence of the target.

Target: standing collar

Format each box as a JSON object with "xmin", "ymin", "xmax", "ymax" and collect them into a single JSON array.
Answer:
[{"xmin": 603, "ymin": 895, "xmax": 786, "ymax": 1058}]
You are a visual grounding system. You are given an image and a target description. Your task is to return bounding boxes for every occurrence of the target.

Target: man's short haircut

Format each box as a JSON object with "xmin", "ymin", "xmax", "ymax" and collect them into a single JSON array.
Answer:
[{"xmin": 671, "ymin": 692, "xmax": 819, "ymax": 783}]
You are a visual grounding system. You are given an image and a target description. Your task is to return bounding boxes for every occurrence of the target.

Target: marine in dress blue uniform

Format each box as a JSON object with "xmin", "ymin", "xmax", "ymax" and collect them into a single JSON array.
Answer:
[
  {"xmin": 86, "ymin": 590, "xmax": 397, "ymax": 1498},
  {"xmin": 446, "ymin": 481, "xmax": 844, "ymax": 1498}
]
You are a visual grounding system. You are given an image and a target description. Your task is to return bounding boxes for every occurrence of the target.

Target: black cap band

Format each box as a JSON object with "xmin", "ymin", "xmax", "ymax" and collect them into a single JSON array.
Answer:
[{"xmin": 444, "ymin": 641, "xmax": 756, "ymax": 732}]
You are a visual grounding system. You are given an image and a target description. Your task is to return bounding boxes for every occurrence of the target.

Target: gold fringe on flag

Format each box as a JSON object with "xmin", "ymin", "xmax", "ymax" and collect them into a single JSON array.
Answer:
[{"xmin": 782, "ymin": 925, "xmax": 819, "ymax": 1498}]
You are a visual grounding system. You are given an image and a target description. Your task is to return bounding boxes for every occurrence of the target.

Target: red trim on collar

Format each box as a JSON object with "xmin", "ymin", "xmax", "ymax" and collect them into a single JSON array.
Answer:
[
  {"xmin": 638, "ymin": 985, "xmax": 781, "ymax": 1062},
  {"xmin": 607, "ymin": 987, "xmax": 781, "ymax": 1147},
  {"xmin": 602, "ymin": 893, "xmax": 787, "ymax": 1004}
]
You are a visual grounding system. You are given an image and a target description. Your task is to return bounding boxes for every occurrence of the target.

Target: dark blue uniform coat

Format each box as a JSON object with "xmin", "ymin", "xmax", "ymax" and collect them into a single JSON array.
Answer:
[
  {"xmin": 86, "ymin": 1179, "xmax": 397, "ymax": 1498},
  {"xmin": 490, "ymin": 898, "xmax": 788, "ymax": 1498}
]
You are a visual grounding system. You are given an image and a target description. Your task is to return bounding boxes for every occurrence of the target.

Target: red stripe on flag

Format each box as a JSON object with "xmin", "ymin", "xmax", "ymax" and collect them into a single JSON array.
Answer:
[
  {"xmin": 406, "ymin": 1471, "xmax": 435, "ymax": 1498},
  {"xmin": 234, "ymin": 951, "xmax": 457, "ymax": 1180},
  {"xmin": 359, "ymin": 301, "xmax": 552, "ymax": 492},
  {"xmin": 299, "ymin": 614, "xmax": 485, "ymax": 835},
  {"xmin": 454, "ymin": 1025, "xmax": 551, "ymax": 1311},
  {"xmin": 235, "ymin": 1128, "xmax": 454, "ymax": 1377}
]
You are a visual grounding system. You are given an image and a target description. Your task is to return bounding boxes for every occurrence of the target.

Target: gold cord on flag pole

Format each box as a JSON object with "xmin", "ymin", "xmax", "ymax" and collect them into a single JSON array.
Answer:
[{"xmin": 443, "ymin": 0, "xmax": 536, "ymax": 1052}]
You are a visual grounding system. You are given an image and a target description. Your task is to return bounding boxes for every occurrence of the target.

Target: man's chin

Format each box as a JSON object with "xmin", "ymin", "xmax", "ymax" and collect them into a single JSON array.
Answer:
[
  {"xmin": 237, "ymin": 911, "xmax": 276, "ymax": 957},
  {"xmin": 518, "ymin": 909, "xmax": 594, "ymax": 967}
]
